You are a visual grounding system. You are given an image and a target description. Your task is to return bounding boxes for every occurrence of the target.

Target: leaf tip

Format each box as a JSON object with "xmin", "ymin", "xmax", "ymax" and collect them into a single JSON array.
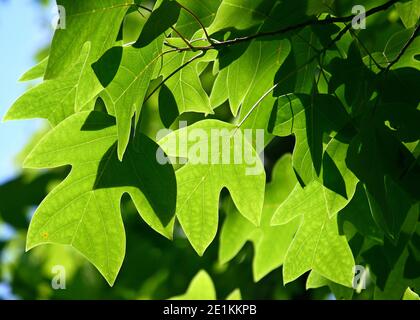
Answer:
[
  {"xmin": 193, "ymin": 244, "xmax": 206, "ymax": 257},
  {"xmin": 105, "ymin": 276, "xmax": 117, "ymax": 287},
  {"xmin": 25, "ymin": 239, "xmax": 36, "ymax": 253},
  {"xmin": 270, "ymin": 211, "xmax": 281, "ymax": 226},
  {"xmin": 117, "ymin": 143, "xmax": 126, "ymax": 162},
  {"xmin": 2, "ymin": 109, "xmax": 13, "ymax": 123},
  {"xmin": 22, "ymin": 154, "xmax": 36, "ymax": 169},
  {"xmin": 252, "ymin": 271, "xmax": 263, "ymax": 283}
]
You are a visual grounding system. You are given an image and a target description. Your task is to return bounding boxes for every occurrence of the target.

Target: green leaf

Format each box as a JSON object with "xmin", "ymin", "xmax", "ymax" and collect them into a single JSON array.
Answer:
[
  {"xmin": 160, "ymin": 35, "xmax": 217, "ymax": 115},
  {"xmin": 364, "ymin": 29, "xmax": 420, "ymax": 71},
  {"xmin": 226, "ymin": 289, "xmax": 242, "ymax": 300},
  {"xmin": 272, "ymin": 180, "xmax": 355, "ymax": 287},
  {"xmin": 210, "ymin": 67, "xmax": 229, "ymax": 109},
  {"xmin": 174, "ymin": 0, "xmax": 221, "ymax": 39},
  {"xmin": 208, "ymin": 0, "xmax": 332, "ymax": 35},
  {"xmin": 211, "ymin": 38, "xmax": 290, "ymax": 149},
  {"xmin": 24, "ymin": 111, "xmax": 176, "ymax": 285},
  {"xmin": 347, "ymin": 112, "xmax": 420, "ymax": 238},
  {"xmin": 275, "ymin": 27, "xmax": 321, "ymax": 95},
  {"xmin": 306, "ymin": 270, "xmax": 354, "ymax": 300},
  {"xmin": 328, "ymin": 42, "xmax": 376, "ymax": 116},
  {"xmin": 159, "ymin": 120, "xmax": 265, "ymax": 255},
  {"xmin": 226, "ymin": 39, "xmax": 291, "ymax": 117},
  {"xmin": 403, "ymin": 287, "xmax": 420, "ymax": 300},
  {"xmin": 45, "ymin": 0, "xmax": 133, "ymax": 79},
  {"xmin": 395, "ymin": 0, "xmax": 420, "ymax": 28},
  {"xmin": 270, "ymin": 93, "xmax": 351, "ymax": 185},
  {"xmin": 364, "ymin": 207, "xmax": 420, "ymax": 299},
  {"xmin": 219, "ymin": 154, "xmax": 300, "ymax": 281},
  {"xmin": 383, "ymin": 28, "xmax": 420, "ymax": 70},
  {"xmin": 208, "ymin": 0, "xmax": 273, "ymax": 34},
  {"xmin": 98, "ymin": 36, "xmax": 164, "ymax": 159},
  {"xmin": 134, "ymin": 0, "xmax": 181, "ymax": 48},
  {"xmin": 338, "ymin": 184, "xmax": 384, "ymax": 242},
  {"xmin": 5, "ymin": 43, "xmax": 101, "ymax": 126},
  {"xmin": 169, "ymin": 270, "xmax": 216, "ymax": 299},
  {"xmin": 19, "ymin": 57, "xmax": 48, "ymax": 82}
]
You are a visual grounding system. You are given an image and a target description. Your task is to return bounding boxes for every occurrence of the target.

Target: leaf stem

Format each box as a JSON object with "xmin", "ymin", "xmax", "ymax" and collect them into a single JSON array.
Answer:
[
  {"xmin": 144, "ymin": 51, "xmax": 205, "ymax": 103},
  {"xmin": 175, "ymin": 1, "xmax": 214, "ymax": 45},
  {"xmin": 236, "ymin": 23, "xmax": 353, "ymax": 126},
  {"xmin": 136, "ymin": 4, "xmax": 196, "ymax": 50}
]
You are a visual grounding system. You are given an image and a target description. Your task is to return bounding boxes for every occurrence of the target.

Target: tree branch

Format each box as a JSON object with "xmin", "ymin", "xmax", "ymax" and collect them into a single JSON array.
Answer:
[
  {"xmin": 140, "ymin": 0, "xmax": 401, "ymax": 118},
  {"xmin": 175, "ymin": 1, "xmax": 214, "ymax": 45},
  {"xmin": 349, "ymin": 28, "xmax": 385, "ymax": 71},
  {"xmin": 137, "ymin": 4, "xmax": 196, "ymax": 50},
  {"xmin": 236, "ymin": 23, "xmax": 352, "ymax": 126},
  {"xmin": 167, "ymin": 0, "xmax": 399, "ymax": 53},
  {"xmin": 211, "ymin": 0, "xmax": 399, "ymax": 48},
  {"xmin": 144, "ymin": 51, "xmax": 205, "ymax": 103},
  {"xmin": 383, "ymin": 23, "xmax": 420, "ymax": 72}
]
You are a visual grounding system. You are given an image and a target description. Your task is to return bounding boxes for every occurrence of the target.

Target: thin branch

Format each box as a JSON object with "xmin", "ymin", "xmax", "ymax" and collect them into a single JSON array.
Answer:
[
  {"xmin": 137, "ymin": 4, "xmax": 196, "ymax": 50},
  {"xmin": 175, "ymin": 1, "xmax": 214, "ymax": 45},
  {"xmin": 165, "ymin": 0, "xmax": 398, "ymax": 54},
  {"xmin": 236, "ymin": 23, "xmax": 353, "ymax": 126},
  {"xmin": 349, "ymin": 28, "xmax": 385, "ymax": 71},
  {"xmin": 137, "ymin": 0, "xmax": 399, "ymax": 122},
  {"xmin": 209, "ymin": 0, "xmax": 398, "ymax": 49},
  {"xmin": 144, "ymin": 51, "xmax": 205, "ymax": 103},
  {"xmin": 383, "ymin": 23, "xmax": 420, "ymax": 72},
  {"xmin": 134, "ymin": 0, "xmax": 398, "ymax": 55},
  {"xmin": 164, "ymin": 41, "xmax": 181, "ymax": 50},
  {"xmin": 170, "ymin": 26, "xmax": 196, "ymax": 50}
]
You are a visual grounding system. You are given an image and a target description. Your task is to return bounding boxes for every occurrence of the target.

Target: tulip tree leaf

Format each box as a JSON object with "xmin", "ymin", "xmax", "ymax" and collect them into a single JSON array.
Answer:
[
  {"xmin": 159, "ymin": 120, "xmax": 265, "ymax": 255},
  {"xmin": 219, "ymin": 154, "xmax": 300, "ymax": 281},
  {"xmin": 134, "ymin": 0, "xmax": 181, "ymax": 48},
  {"xmin": 169, "ymin": 270, "xmax": 242, "ymax": 300},
  {"xmin": 169, "ymin": 270, "xmax": 216, "ymax": 300},
  {"xmin": 19, "ymin": 57, "xmax": 48, "ymax": 82},
  {"xmin": 99, "ymin": 36, "xmax": 164, "ymax": 159},
  {"xmin": 306, "ymin": 270, "xmax": 354, "ymax": 300},
  {"xmin": 208, "ymin": 0, "xmax": 273, "ymax": 34},
  {"xmin": 3, "ymin": 0, "xmax": 419, "ymax": 296},
  {"xmin": 275, "ymin": 27, "xmax": 321, "ymax": 96},
  {"xmin": 382, "ymin": 29, "xmax": 420, "ymax": 71},
  {"xmin": 5, "ymin": 43, "xmax": 101, "ymax": 126},
  {"xmin": 160, "ymin": 36, "xmax": 217, "ymax": 115},
  {"xmin": 364, "ymin": 29, "xmax": 420, "ymax": 72},
  {"xmin": 395, "ymin": 0, "xmax": 420, "ymax": 29},
  {"xmin": 175, "ymin": 0, "xmax": 222, "ymax": 39},
  {"xmin": 45, "ymin": 0, "xmax": 134, "ymax": 79},
  {"xmin": 225, "ymin": 39, "xmax": 291, "ymax": 117},
  {"xmin": 403, "ymin": 287, "xmax": 420, "ymax": 300},
  {"xmin": 270, "ymin": 93, "xmax": 351, "ymax": 185},
  {"xmin": 208, "ymin": 0, "xmax": 333, "ymax": 36},
  {"xmin": 272, "ymin": 180, "xmax": 355, "ymax": 287},
  {"xmin": 211, "ymin": 38, "xmax": 291, "ymax": 149},
  {"xmin": 24, "ymin": 111, "xmax": 176, "ymax": 285}
]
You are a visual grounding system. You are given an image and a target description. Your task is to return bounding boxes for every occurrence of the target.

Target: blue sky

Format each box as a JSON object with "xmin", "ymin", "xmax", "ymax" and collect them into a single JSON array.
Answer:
[
  {"xmin": 0, "ymin": 0, "xmax": 55, "ymax": 299},
  {"xmin": 0, "ymin": 0, "xmax": 53, "ymax": 184}
]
